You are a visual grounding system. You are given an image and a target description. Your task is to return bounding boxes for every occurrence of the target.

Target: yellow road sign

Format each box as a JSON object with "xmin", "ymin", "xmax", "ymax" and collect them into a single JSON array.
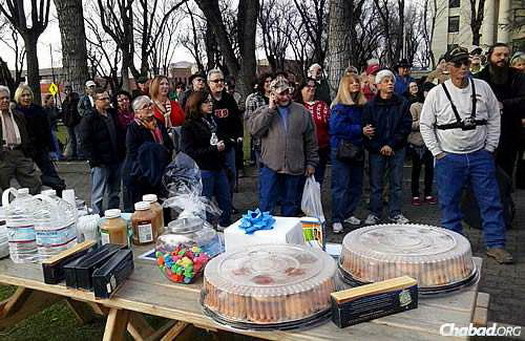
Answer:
[{"xmin": 49, "ymin": 83, "xmax": 58, "ymax": 95}]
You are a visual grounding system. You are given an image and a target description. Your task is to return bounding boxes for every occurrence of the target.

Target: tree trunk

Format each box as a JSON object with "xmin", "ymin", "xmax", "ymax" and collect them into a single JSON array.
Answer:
[
  {"xmin": 236, "ymin": 0, "xmax": 258, "ymax": 100},
  {"xmin": 326, "ymin": 0, "xmax": 354, "ymax": 97},
  {"xmin": 54, "ymin": 0, "xmax": 89, "ymax": 94},
  {"xmin": 23, "ymin": 34, "xmax": 42, "ymax": 103}
]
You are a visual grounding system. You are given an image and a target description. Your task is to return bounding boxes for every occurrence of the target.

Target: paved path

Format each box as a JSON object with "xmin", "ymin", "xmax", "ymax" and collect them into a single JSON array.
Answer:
[{"xmin": 41, "ymin": 161, "xmax": 525, "ymax": 327}]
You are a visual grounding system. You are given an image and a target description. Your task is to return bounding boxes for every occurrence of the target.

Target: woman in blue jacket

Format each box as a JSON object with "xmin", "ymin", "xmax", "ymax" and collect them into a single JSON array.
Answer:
[{"xmin": 329, "ymin": 74, "xmax": 368, "ymax": 234}]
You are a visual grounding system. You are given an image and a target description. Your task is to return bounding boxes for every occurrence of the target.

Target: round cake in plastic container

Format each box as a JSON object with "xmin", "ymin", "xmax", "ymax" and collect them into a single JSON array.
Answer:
[
  {"xmin": 339, "ymin": 224, "xmax": 478, "ymax": 295},
  {"xmin": 201, "ymin": 244, "xmax": 336, "ymax": 330}
]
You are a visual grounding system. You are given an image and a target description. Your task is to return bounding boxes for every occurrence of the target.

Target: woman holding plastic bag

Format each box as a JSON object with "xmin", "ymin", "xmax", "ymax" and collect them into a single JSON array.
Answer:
[
  {"xmin": 180, "ymin": 91, "xmax": 232, "ymax": 229},
  {"xmin": 329, "ymin": 73, "xmax": 369, "ymax": 234}
]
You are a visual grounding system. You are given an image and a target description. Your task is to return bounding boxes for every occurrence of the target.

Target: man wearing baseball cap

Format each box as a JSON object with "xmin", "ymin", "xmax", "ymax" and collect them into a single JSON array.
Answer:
[
  {"xmin": 420, "ymin": 46, "xmax": 513, "ymax": 264},
  {"xmin": 249, "ymin": 78, "xmax": 319, "ymax": 216},
  {"xmin": 75, "ymin": 80, "xmax": 97, "ymax": 159}
]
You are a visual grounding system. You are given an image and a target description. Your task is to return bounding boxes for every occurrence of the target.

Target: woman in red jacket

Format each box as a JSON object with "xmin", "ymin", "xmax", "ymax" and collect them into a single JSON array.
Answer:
[
  {"xmin": 149, "ymin": 75, "xmax": 185, "ymax": 128},
  {"xmin": 295, "ymin": 78, "xmax": 330, "ymax": 185}
]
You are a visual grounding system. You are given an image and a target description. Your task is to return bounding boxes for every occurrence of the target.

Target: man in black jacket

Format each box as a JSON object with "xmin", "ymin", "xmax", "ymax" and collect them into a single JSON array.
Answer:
[
  {"xmin": 80, "ymin": 88, "xmax": 126, "ymax": 214},
  {"xmin": 475, "ymin": 43, "xmax": 525, "ymax": 186},
  {"xmin": 0, "ymin": 85, "xmax": 41, "ymax": 194},
  {"xmin": 362, "ymin": 69, "xmax": 413, "ymax": 225}
]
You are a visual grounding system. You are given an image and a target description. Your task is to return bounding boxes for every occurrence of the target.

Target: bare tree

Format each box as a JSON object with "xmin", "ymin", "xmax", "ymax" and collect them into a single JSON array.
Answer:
[
  {"xmin": 195, "ymin": 0, "xmax": 259, "ymax": 98},
  {"xmin": 0, "ymin": 22, "xmax": 26, "ymax": 87},
  {"xmin": 0, "ymin": 0, "xmax": 52, "ymax": 101},
  {"xmin": 133, "ymin": 0, "xmax": 189, "ymax": 77},
  {"xmin": 180, "ymin": 2, "xmax": 206, "ymax": 72},
  {"xmin": 292, "ymin": 0, "xmax": 328, "ymax": 66},
  {"xmin": 469, "ymin": 0, "xmax": 485, "ymax": 46},
  {"xmin": 258, "ymin": 0, "xmax": 292, "ymax": 72},
  {"xmin": 85, "ymin": 15, "xmax": 123, "ymax": 91},
  {"xmin": 53, "ymin": 0, "xmax": 89, "ymax": 93}
]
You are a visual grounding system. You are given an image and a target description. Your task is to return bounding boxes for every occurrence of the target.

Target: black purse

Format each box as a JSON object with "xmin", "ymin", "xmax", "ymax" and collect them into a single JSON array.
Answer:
[{"xmin": 336, "ymin": 140, "xmax": 364, "ymax": 163}]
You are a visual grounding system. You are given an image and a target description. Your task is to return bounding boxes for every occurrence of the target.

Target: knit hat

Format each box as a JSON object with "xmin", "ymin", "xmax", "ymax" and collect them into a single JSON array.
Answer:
[
  {"xmin": 366, "ymin": 64, "xmax": 381, "ymax": 75},
  {"xmin": 375, "ymin": 69, "xmax": 396, "ymax": 84}
]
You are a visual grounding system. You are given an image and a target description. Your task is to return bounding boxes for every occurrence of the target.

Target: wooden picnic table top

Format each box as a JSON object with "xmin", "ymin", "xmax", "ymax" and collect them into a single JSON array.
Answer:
[{"xmin": 0, "ymin": 246, "xmax": 482, "ymax": 340}]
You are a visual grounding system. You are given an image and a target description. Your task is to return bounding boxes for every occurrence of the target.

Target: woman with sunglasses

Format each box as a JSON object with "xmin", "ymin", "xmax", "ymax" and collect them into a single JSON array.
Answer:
[
  {"xmin": 181, "ymin": 91, "xmax": 231, "ymax": 229},
  {"xmin": 294, "ymin": 78, "xmax": 330, "ymax": 185},
  {"xmin": 122, "ymin": 95, "xmax": 173, "ymax": 211}
]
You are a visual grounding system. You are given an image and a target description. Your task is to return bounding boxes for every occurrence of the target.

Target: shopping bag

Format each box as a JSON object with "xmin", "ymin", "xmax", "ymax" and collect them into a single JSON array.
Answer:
[{"xmin": 301, "ymin": 176, "xmax": 325, "ymax": 223}]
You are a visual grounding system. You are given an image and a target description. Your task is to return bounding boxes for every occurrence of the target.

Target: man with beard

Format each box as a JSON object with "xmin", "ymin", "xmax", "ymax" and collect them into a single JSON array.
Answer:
[
  {"xmin": 475, "ymin": 43, "xmax": 525, "ymax": 186},
  {"xmin": 250, "ymin": 78, "xmax": 318, "ymax": 216},
  {"xmin": 421, "ymin": 46, "xmax": 513, "ymax": 264}
]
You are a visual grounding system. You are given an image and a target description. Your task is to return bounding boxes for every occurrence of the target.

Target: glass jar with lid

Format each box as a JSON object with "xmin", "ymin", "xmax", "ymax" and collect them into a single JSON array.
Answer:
[{"xmin": 155, "ymin": 216, "xmax": 223, "ymax": 283}]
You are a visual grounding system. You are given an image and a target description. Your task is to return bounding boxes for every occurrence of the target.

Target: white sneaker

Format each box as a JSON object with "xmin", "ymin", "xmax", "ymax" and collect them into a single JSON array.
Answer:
[
  {"xmin": 364, "ymin": 214, "xmax": 381, "ymax": 225},
  {"xmin": 332, "ymin": 222, "xmax": 343, "ymax": 234},
  {"xmin": 344, "ymin": 216, "xmax": 361, "ymax": 225},
  {"xmin": 389, "ymin": 214, "xmax": 410, "ymax": 224},
  {"xmin": 217, "ymin": 225, "xmax": 228, "ymax": 232}
]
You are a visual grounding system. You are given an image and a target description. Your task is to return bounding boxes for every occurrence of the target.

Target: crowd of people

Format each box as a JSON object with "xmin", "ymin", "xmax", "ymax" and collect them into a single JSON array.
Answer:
[{"xmin": 1, "ymin": 43, "xmax": 523, "ymax": 265}]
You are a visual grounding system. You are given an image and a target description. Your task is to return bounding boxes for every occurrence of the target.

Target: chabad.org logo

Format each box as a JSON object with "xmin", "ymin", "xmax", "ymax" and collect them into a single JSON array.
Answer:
[{"xmin": 440, "ymin": 323, "xmax": 522, "ymax": 337}]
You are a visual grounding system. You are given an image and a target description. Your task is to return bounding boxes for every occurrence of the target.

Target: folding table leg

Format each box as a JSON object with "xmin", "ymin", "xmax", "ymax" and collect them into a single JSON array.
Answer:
[
  {"xmin": 103, "ymin": 308, "xmax": 130, "ymax": 341},
  {"xmin": 0, "ymin": 288, "xmax": 59, "ymax": 329}
]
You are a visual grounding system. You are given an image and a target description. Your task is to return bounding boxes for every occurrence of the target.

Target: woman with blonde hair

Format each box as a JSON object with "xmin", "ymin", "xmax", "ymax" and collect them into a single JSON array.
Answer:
[
  {"xmin": 14, "ymin": 85, "xmax": 66, "ymax": 193},
  {"xmin": 328, "ymin": 73, "xmax": 369, "ymax": 233},
  {"xmin": 149, "ymin": 76, "xmax": 185, "ymax": 128}
]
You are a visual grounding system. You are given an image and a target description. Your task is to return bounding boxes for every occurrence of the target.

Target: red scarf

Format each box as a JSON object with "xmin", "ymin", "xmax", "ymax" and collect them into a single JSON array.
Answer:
[{"xmin": 135, "ymin": 118, "xmax": 163, "ymax": 144}]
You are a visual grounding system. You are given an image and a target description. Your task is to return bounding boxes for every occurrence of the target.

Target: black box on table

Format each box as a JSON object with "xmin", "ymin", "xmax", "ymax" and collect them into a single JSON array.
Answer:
[
  {"xmin": 92, "ymin": 249, "xmax": 134, "ymax": 299},
  {"xmin": 63, "ymin": 243, "xmax": 123, "ymax": 290},
  {"xmin": 42, "ymin": 241, "xmax": 97, "ymax": 284},
  {"xmin": 331, "ymin": 276, "xmax": 418, "ymax": 328}
]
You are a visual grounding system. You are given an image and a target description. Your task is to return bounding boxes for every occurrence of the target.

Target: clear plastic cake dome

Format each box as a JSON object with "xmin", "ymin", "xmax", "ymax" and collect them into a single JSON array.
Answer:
[
  {"xmin": 201, "ymin": 244, "xmax": 336, "ymax": 329},
  {"xmin": 339, "ymin": 224, "xmax": 478, "ymax": 294}
]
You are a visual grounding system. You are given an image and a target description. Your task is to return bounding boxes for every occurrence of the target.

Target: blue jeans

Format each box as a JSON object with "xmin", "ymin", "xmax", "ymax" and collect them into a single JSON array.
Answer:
[
  {"xmin": 331, "ymin": 150, "xmax": 364, "ymax": 223},
  {"xmin": 435, "ymin": 149, "xmax": 506, "ymax": 248},
  {"xmin": 74, "ymin": 124, "xmax": 85, "ymax": 159},
  {"xmin": 314, "ymin": 147, "xmax": 330, "ymax": 186},
  {"xmin": 90, "ymin": 163, "xmax": 122, "ymax": 215},
  {"xmin": 66, "ymin": 126, "xmax": 78, "ymax": 158},
  {"xmin": 224, "ymin": 148, "xmax": 236, "ymax": 196},
  {"xmin": 201, "ymin": 169, "xmax": 232, "ymax": 226},
  {"xmin": 369, "ymin": 148, "xmax": 406, "ymax": 218},
  {"xmin": 259, "ymin": 166, "xmax": 302, "ymax": 216}
]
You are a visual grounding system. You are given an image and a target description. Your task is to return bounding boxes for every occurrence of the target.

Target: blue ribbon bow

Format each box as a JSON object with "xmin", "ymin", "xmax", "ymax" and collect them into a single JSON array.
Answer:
[{"xmin": 239, "ymin": 209, "xmax": 276, "ymax": 234}]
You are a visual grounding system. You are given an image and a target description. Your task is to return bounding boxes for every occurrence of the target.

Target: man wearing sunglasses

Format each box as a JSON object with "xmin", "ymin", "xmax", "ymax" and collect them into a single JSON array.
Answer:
[
  {"xmin": 420, "ymin": 46, "xmax": 513, "ymax": 264},
  {"xmin": 475, "ymin": 43, "xmax": 525, "ymax": 189},
  {"xmin": 80, "ymin": 88, "xmax": 126, "ymax": 215},
  {"xmin": 249, "ymin": 78, "xmax": 318, "ymax": 216}
]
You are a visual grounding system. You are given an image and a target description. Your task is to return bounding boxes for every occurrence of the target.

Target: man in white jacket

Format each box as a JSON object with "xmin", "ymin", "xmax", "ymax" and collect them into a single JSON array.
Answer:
[{"xmin": 420, "ymin": 46, "xmax": 513, "ymax": 264}]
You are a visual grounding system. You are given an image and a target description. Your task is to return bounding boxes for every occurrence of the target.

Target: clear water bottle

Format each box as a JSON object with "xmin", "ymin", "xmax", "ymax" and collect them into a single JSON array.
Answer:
[
  {"xmin": 210, "ymin": 132, "xmax": 219, "ymax": 146},
  {"xmin": 2, "ymin": 188, "xmax": 39, "ymax": 263},
  {"xmin": 34, "ymin": 190, "xmax": 78, "ymax": 260}
]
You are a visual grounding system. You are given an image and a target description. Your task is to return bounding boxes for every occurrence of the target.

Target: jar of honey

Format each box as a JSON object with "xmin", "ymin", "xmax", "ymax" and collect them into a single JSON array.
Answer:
[{"xmin": 100, "ymin": 209, "xmax": 128, "ymax": 246}]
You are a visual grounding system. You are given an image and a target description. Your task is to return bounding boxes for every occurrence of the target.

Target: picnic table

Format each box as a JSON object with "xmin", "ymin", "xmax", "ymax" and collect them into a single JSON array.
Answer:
[{"xmin": 0, "ymin": 246, "xmax": 488, "ymax": 341}]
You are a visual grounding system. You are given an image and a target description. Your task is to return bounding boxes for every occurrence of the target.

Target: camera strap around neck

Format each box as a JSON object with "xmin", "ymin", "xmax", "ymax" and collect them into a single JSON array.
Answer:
[{"xmin": 441, "ymin": 78, "xmax": 477, "ymax": 123}]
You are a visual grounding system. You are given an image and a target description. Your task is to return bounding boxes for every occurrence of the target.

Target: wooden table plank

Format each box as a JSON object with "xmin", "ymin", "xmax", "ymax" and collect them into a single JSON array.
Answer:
[{"xmin": 0, "ymin": 249, "xmax": 482, "ymax": 341}]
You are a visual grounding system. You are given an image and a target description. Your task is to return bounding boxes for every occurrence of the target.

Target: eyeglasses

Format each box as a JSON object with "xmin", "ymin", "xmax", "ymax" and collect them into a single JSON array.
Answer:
[
  {"xmin": 97, "ymin": 97, "xmax": 110, "ymax": 101},
  {"xmin": 194, "ymin": 78, "xmax": 205, "ymax": 83},
  {"xmin": 209, "ymin": 79, "xmax": 225, "ymax": 84},
  {"xmin": 138, "ymin": 103, "xmax": 154, "ymax": 110},
  {"xmin": 450, "ymin": 60, "xmax": 471, "ymax": 68}
]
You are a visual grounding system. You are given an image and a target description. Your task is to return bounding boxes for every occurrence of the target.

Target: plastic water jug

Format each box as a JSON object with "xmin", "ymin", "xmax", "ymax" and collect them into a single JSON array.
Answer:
[
  {"xmin": 2, "ymin": 188, "xmax": 39, "ymax": 263},
  {"xmin": 34, "ymin": 190, "xmax": 78, "ymax": 259}
]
